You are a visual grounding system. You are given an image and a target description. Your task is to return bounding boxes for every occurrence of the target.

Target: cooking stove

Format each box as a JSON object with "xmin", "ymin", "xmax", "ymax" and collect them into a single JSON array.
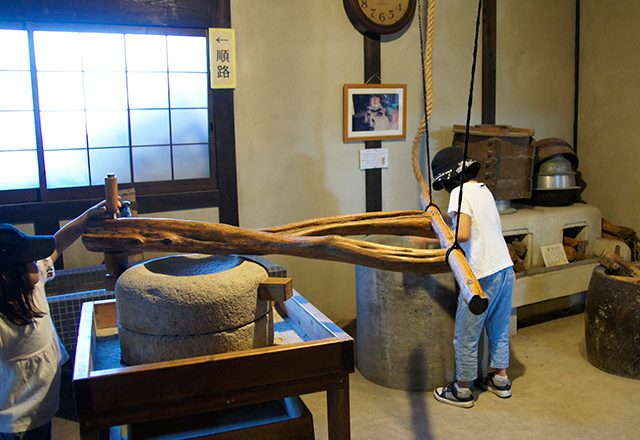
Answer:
[{"xmin": 500, "ymin": 202, "xmax": 602, "ymax": 333}]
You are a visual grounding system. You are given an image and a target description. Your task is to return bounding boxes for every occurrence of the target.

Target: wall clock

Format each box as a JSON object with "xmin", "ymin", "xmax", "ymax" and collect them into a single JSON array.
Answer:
[{"xmin": 344, "ymin": 0, "xmax": 417, "ymax": 35}]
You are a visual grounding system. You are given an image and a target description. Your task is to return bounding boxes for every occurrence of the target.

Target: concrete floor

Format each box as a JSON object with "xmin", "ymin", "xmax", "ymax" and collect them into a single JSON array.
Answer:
[{"xmin": 54, "ymin": 312, "xmax": 640, "ymax": 439}]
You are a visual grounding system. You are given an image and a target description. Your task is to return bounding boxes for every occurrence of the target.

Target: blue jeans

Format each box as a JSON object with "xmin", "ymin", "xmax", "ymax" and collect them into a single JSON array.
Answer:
[
  {"xmin": 0, "ymin": 421, "xmax": 52, "ymax": 440},
  {"xmin": 453, "ymin": 266, "xmax": 514, "ymax": 382}
]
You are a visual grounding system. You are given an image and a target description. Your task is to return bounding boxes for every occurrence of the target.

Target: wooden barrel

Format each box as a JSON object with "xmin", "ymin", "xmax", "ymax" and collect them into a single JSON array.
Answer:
[{"xmin": 585, "ymin": 265, "xmax": 640, "ymax": 379}]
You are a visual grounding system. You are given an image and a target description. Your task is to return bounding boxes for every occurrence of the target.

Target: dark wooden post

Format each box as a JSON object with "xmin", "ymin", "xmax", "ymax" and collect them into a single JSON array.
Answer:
[
  {"xmin": 482, "ymin": 0, "xmax": 497, "ymax": 125},
  {"xmin": 364, "ymin": 34, "xmax": 382, "ymax": 213}
]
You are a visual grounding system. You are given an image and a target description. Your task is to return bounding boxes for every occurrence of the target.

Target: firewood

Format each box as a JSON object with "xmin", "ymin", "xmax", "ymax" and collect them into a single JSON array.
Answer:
[
  {"xmin": 564, "ymin": 245, "xmax": 577, "ymax": 262},
  {"xmin": 599, "ymin": 249, "xmax": 640, "ymax": 278},
  {"xmin": 563, "ymin": 236, "xmax": 580, "ymax": 248},
  {"xmin": 603, "ymin": 218, "xmax": 636, "ymax": 242},
  {"xmin": 509, "ymin": 239, "xmax": 527, "ymax": 259}
]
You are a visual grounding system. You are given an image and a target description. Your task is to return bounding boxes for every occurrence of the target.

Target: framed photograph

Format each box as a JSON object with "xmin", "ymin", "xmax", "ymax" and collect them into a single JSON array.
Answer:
[{"xmin": 343, "ymin": 84, "xmax": 407, "ymax": 142}]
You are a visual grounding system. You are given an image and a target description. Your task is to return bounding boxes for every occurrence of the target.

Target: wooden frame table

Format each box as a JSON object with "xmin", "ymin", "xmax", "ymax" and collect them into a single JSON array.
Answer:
[{"xmin": 73, "ymin": 292, "xmax": 354, "ymax": 440}]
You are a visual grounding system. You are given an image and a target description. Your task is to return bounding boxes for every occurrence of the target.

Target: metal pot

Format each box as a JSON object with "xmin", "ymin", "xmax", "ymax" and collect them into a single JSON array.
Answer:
[{"xmin": 531, "ymin": 155, "xmax": 579, "ymax": 206}]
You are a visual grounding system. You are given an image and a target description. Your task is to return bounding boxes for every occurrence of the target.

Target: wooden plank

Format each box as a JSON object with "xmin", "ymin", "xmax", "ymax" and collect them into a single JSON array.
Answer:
[
  {"xmin": 0, "ymin": 0, "xmax": 215, "ymax": 28},
  {"xmin": 280, "ymin": 291, "xmax": 353, "ymax": 343},
  {"xmin": 82, "ymin": 338, "xmax": 349, "ymax": 412},
  {"xmin": 78, "ymin": 374, "xmax": 345, "ymax": 434},
  {"xmin": 93, "ymin": 300, "xmax": 119, "ymax": 330},
  {"xmin": 259, "ymin": 277, "xmax": 293, "ymax": 302}
]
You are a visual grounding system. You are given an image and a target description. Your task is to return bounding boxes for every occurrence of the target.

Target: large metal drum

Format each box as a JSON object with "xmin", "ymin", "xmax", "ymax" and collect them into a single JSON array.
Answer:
[{"xmin": 585, "ymin": 265, "xmax": 640, "ymax": 380}]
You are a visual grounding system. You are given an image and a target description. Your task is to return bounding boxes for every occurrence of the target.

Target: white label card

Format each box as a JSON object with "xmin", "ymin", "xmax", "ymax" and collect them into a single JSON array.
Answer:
[
  {"xmin": 360, "ymin": 148, "xmax": 389, "ymax": 170},
  {"xmin": 540, "ymin": 243, "xmax": 569, "ymax": 267}
]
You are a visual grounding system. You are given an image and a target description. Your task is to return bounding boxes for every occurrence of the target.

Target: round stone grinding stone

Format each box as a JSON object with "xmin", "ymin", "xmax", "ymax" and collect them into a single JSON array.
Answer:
[
  {"xmin": 115, "ymin": 254, "xmax": 270, "ymax": 336},
  {"xmin": 119, "ymin": 312, "xmax": 273, "ymax": 365}
]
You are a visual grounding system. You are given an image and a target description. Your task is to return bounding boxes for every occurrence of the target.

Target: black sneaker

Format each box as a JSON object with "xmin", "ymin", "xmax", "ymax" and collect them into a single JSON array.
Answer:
[
  {"xmin": 475, "ymin": 372, "xmax": 512, "ymax": 398},
  {"xmin": 433, "ymin": 381, "xmax": 474, "ymax": 408}
]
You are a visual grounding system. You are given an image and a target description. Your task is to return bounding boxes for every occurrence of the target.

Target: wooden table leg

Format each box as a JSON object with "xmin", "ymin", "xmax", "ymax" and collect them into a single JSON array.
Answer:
[{"xmin": 327, "ymin": 376, "xmax": 350, "ymax": 440}]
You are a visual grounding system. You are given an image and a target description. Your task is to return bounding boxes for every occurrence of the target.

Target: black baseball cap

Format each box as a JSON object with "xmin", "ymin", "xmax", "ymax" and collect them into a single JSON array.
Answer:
[
  {"xmin": 431, "ymin": 146, "xmax": 481, "ymax": 191},
  {"xmin": 0, "ymin": 224, "xmax": 56, "ymax": 265}
]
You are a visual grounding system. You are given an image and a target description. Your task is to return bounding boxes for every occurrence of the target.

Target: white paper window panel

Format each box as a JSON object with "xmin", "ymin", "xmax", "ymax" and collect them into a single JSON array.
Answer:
[
  {"xmin": 173, "ymin": 144, "xmax": 210, "ymax": 180},
  {"xmin": 132, "ymin": 146, "xmax": 172, "ymax": 182},
  {"xmin": 37, "ymin": 72, "xmax": 85, "ymax": 111},
  {"xmin": 33, "ymin": 31, "xmax": 83, "ymax": 71},
  {"xmin": 44, "ymin": 149, "xmax": 89, "ymax": 189},
  {"xmin": 169, "ymin": 73, "xmax": 208, "ymax": 108},
  {"xmin": 86, "ymin": 110, "xmax": 130, "ymax": 148},
  {"xmin": 171, "ymin": 109, "xmax": 208, "ymax": 144},
  {"xmin": 0, "ymin": 112, "xmax": 37, "ymax": 150},
  {"xmin": 81, "ymin": 33, "xmax": 126, "ymax": 72},
  {"xmin": 0, "ymin": 151, "xmax": 39, "ymax": 190},
  {"xmin": 130, "ymin": 110, "xmax": 170, "ymax": 146},
  {"xmin": 0, "ymin": 72, "xmax": 34, "ymax": 111},
  {"xmin": 0, "ymin": 30, "xmax": 31, "ymax": 70},
  {"xmin": 83, "ymin": 72, "xmax": 128, "ymax": 110},
  {"xmin": 127, "ymin": 72, "xmax": 169, "ymax": 109},
  {"xmin": 125, "ymin": 34, "xmax": 168, "ymax": 72},
  {"xmin": 167, "ymin": 36, "xmax": 207, "ymax": 72},
  {"xmin": 40, "ymin": 111, "xmax": 87, "ymax": 150},
  {"xmin": 89, "ymin": 148, "xmax": 132, "ymax": 186}
]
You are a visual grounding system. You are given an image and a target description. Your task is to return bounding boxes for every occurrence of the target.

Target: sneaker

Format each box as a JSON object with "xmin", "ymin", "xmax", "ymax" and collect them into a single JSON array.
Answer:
[
  {"xmin": 433, "ymin": 381, "xmax": 474, "ymax": 408},
  {"xmin": 475, "ymin": 372, "xmax": 512, "ymax": 398}
]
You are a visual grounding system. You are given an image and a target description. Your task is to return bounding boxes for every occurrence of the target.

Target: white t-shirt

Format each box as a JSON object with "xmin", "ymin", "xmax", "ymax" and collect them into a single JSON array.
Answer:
[
  {"xmin": 0, "ymin": 258, "xmax": 66, "ymax": 433},
  {"xmin": 448, "ymin": 182, "xmax": 513, "ymax": 280}
]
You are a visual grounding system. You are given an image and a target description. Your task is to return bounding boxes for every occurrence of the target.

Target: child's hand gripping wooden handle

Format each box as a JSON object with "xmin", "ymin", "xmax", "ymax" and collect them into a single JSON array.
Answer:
[{"xmin": 103, "ymin": 174, "xmax": 128, "ymax": 291}]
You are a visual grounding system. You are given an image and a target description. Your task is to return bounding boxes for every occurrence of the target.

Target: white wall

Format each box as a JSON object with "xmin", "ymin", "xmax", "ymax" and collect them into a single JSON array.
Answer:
[
  {"xmin": 497, "ymin": 0, "xmax": 576, "ymax": 141},
  {"xmin": 578, "ymin": 0, "xmax": 640, "ymax": 234}
]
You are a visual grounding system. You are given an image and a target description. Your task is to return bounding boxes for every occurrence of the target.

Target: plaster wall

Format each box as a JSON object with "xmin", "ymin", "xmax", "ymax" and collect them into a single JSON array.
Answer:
[
  {"xmin": 496, "ymin": 0, "xmax": 576, "ymax": 141},
  {"xmin": 578, "ymin": 0, "xmax": 640, "ymax": 234}
]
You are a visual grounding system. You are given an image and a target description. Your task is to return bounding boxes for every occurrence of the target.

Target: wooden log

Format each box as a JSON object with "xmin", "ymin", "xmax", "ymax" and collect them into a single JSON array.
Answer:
[
  {"xmin": 429, "ymin": 208, "xmax": 487, "ymax": 313},
  {"xmin": 420, "ymin": 192, "xmax": 487, "ymax": 313},
  {"xmin": 261, "ymin": 210, "xmax": 437, "ymax": 238},
  {"xmin": 599, "ymin": 249, "xmax": 640, "ymax": 278},
  {"xmin": 83, "ymin": 217, "xmax": 450, "ymax": 275}
]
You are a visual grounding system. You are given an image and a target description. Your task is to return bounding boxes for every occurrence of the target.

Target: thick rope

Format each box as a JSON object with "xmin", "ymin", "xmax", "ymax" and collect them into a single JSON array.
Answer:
[{"xmin": 411, "ymin": 0, "xmax": 435, "ymax": 199}]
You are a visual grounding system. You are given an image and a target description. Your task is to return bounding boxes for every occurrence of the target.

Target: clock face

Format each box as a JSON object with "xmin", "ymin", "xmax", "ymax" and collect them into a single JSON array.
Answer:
[{"xmin": 344, "ymin": 0, "xmax": 417, "ymax": 35}]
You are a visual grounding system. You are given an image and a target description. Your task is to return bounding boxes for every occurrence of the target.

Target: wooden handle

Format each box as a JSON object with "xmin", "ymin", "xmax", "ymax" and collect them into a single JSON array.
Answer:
[
  {"xmin": 103, "ymin": 173, "xmax": 128, "ymax": 290},
  {"xmin": 105, "ymin": 174, "xmax": 119, "ymax": 217}
]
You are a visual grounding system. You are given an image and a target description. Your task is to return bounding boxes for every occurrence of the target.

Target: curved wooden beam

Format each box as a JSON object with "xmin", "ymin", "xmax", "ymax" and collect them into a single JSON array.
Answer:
[{"xmin": 83, "ymin": 217, "xmax": 450, "ymax": 274}]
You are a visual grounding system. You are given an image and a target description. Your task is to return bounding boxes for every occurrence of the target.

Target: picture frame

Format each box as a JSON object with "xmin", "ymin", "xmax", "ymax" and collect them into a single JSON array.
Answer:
[{"xmin": 343, "ymin": 84, "xmax": 407, "ymax": 142}]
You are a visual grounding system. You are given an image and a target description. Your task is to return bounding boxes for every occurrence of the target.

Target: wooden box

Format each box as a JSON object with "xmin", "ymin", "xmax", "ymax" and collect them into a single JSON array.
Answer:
[
  {"xmin": 73, "ymin": 293, "xmax": 354, "ymax": 440},
  {"xmin": 452, "ymin": 124, "xmax": 535, "ymax": 200}
]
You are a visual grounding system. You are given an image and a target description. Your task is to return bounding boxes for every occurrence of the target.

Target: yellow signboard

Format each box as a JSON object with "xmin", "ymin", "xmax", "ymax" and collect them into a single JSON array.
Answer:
[{"xmin": 209, "ymin": 28, "xmax": 236, "ymax": 89}]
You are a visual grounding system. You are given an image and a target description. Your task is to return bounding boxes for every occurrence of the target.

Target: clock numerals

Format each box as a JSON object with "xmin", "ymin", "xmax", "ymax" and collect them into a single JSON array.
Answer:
[{"xmin": 346, "ymin": 0, "xmax": 416, "ymax": 35}]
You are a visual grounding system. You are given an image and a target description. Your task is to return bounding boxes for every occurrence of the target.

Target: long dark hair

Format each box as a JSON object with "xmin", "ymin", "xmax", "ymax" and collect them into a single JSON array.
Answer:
[{"xmin": 0, "ymin": 262, "xmax": 43, "ymax": 325}]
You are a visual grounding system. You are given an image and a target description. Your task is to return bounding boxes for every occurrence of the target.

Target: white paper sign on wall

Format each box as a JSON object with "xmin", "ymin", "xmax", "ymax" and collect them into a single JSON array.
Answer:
[{"xmin": 360, "ymin": 148, "xmax": 389, "ymax": 170}]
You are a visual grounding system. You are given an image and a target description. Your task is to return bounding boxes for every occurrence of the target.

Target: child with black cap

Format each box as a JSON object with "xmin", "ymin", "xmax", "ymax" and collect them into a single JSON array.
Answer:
[
  {"xmin": 412, "ymin": 146, "xmax": 514, "ymax": 408},
  {"xmin": 0, "ymin": 201, "xmax": 111, "ymax": 439}
]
